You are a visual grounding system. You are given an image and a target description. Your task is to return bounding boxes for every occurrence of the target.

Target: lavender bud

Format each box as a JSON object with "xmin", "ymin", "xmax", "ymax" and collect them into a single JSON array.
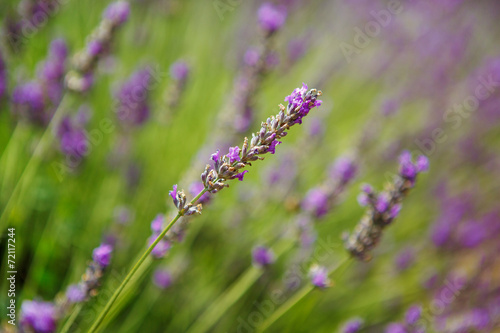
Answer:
[
  {"xmin": 302, "ymin": 188, "xmax": 329, "ymax": 218},
  {"xmin": 252, "ymin": 246, "xmax": 275, "ymax": 267},
  {"xmin": 342, "ymin": 318, "xmax": 363, "ymax": 333},
  {"xmin": 92, "ymin": 243, "xmax": 113, "ymax": 268},
  {"xmin": 257, "ymin": 3, "xmax": 287, "ymax": 33},
  {"xmin": 152, "ymin": 268, "xmax": 173, "ymax": 289},
  {"xmin": 66, "ymin": 284, "xmax": 87, "ymax": 304},
  {"xmin": 405, "ymin": 305, "xmax": 422, "ymax": 325},
  {"xmin": 170, "ymin": 60, "xmax": 190, "ymax": 81},
  {"xmin": 104, "ymin": 1, "xmax": 130, "ymax": 25},
  {"xmin": 309, "ymin": 264, "xmax": 331, "ymax": 288},
  {"xmin": 20, "ymin": 300, "xmax": 58, "ymax": 333}
]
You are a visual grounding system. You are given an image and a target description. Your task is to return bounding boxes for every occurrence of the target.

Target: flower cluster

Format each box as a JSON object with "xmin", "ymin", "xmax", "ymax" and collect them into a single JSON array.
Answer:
[
  {"xmin": 56, "ymin": 106, "xmax": 91, "ymax": 164},
  {"xmin": 164, "ymin": 60, "xmax": 190, "ymax": 112},
  {"xmin": 169, "ymin": 185, "xmax": 203, "ymax": 216},
  {"xmin": 309, "ymin": 264, "xmax": 332, "ymax": 288},
  {"xmin": 116, "ymin": 68, "xmax": 153, "ymax": 127},
  {"xmin": 385, "ymin": 305, "xmax": 423, "ymax": 333},
  {"xmin": 147, "ymin": 214, "xmax": 171, "ymax": 258},
  {"xmin": 257, "ymin": 2, "xmax": 287, "ymax": 34},
  {"xmin": 12, "ymin": 38, "xmax": 68, "ymax": 125},
  {"xmin": 343, "ymin": 151, "xmax": 429, "ymax": 261},
  {"xmin": 202, "ymin": 84, "xmax": 322, "ymax": 193},
  {"xmin": 66, "ymin": 1, "xmax": 130, "ymax": 92},
  {"xmin": 252, "ymin": 246, "xmax": 275, "ymax": 268},
  {"xmin": 20, "ymin": 300, "xmax": 58, "ymax": 333}
]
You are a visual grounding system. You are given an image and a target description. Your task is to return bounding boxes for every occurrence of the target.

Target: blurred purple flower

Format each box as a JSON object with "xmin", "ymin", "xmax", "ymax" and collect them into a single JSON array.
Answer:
[
  {"xmin": 342, "ymin": 318, "xmax": 363, "ymax": 333},
  {"xmin": 395, "ymin": 247, "xmax": 415, "ymax": 271},
  {"xmin": 20, "ymin": 300, "xmax": 58, "ymax": 333},
  {"xmin": 252, "ymin": 246, "xmax": 275, "ymax": 267},
  {"xmin": 152, "ymin": 268, "xmax": 173, "ymax": 289},
  {"xmin": 66, "ymin": 284, "xmax": 87, "ymax": 303},
  {"xmin": 258, "ymin": 3, "xmax": 287, "ymax": 33},
  {"xmin": 302, "ymin": 188, "xmax": 329, "ymax": 218},
  {"xmin": 385, "ymin": 323, "xmax": 406, "ymax": 333},
  {"xmin": 458, "ymin": 220, "xmax": 487, "ymax": 248},
  {"xmin": 104, "ymin": 1, "xmax": 130, "ymax": 25},
  {"xmin": 92, "ymin": 243, "xmax": 113, "ymax": 268},
  {"xmin": 405, "ymin": 305, "xmax": 422, "ymax": 325},
  {"xmin": 244, "ymin": 48, "xmax": 260, "ymax": 67},
  {"xmin": 189, "ymin": 182, "xmax": 211, "ymax": 204},
  {"xmin": 309, "ymin": 265, "xmax": 331, "ymax": 288},
  {"xmin": 116, "ymin": 68, "xmax": 152, "ymax": 127},
  {"xmin": 170, "ymin": 60, "xmax": 190, "ymax": 81}
]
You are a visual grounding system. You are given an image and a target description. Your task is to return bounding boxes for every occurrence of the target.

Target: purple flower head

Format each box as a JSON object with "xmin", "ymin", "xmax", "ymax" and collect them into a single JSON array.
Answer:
[
  {"xmin": 60, "ymin": 129, "xmax": 88, "ymax": 159},
  {"xmin": 227, "ymin": 146, "xmax": 241, "ymax": 163},
  {"xmin": 257, "ymin": 3, "xmax": 287, "ymax": 32},
  {"xmin": 92, "ymin": 243, "xmax": 113, "ymax": 268},
  {"xmin": 342, "ymin": 318, "xmax": 363, "ymax": 333},
  {"xmin": 285, "ymin": 83, "xmax": 322, "ymax": 124},
  {"xmin": 357, "ymin": 193, "xmax": 370, "ymax": 207},
  {"xmin": 389, "ymin": 203, "xmax": 402, "ymax": 219},
  {"xmin": 87, "ymin": 40, "xmax": 103, "ymax": 57},
  {"xmin": 302, "ymin": 188, "xmax": 329, "ymax": 218},
  {"xmin": 268, "ymin": 139, "xmax": 281, "ymax": 154},
  {"xmin": 385, "ymin": 323, "xmax": 406, "ymax": 333},
  {"xmin": 104, "ymin": 1, "xmax": 130, "ymax": 25},
  {"xmin": 235, "ymin": 170, "xmax": 248, "ymax": 181},
  {"xmin": 66, "ymin": 284, "xmax": 87, "ymax": 303},
  {"xmin": 169, "ymin": 184, "xmax": 178, "ymax": 201},
  {"xmin": 211, "ymin": 150, "xmax": 221, "ymax": 163},
  {"xmin": 252, "ymin": 246, "xmax": 275, "ymax": 267},
  {"xmin": 309, "ymin": 265, "xmax": 331, "ymax": 288},
  {"xmin": 20, "ymin": 300, "xmax": 58, "ymax": 333},
  {"xmin": 12, "ymin": 81, "xmax": 45, "ymax": 120},
  {"xmin": 244, "ymin": 48, "xmax": 260, "ymax": 67},
  {"xmin": 416, "ymin": 156, "xmax": 429, "ymax": 172},
  {"xmin": 116, "ymin": 68, "xmax": 152, "ymax": 127},
  {"xmin": 170, "ymin": 60, "xmax": 190, "ymax": 81},
  {"xmin": 151, "ymin": 214, "xmax": 164, "ymax": 234},
  {"xmin": 431, "ymin": 221, "xmax": 452, "ymax": 247},
  {"xmin": 375, "ymin": 193, "xmax": 390, "ymax": 213},
  {"xmin": 395, "ymin": 247, "xmax": 415, "ymax": 271},
  {"xmin": 458, "ymin": 220, "xmax": 487, "ymax": 248},
  {"xmin": 152, "ymin": 268, "xmax": 173, "ymax": 289},
  {"xmin": 49, "ymin": 38, "xmax": 68, "ymax": 60},
  {"xmin": 331, "ymin": 157, "xmax": 357, "ymax": 183},
  {"xmin": 148, "ymin": 236, "xmax": 171, "ymax": 258},
  {"xmin": 405, "ymin": 305, "xmax": 422, "ymax": 325},
  {"xmin": 468, "ymin": 308, "xmax": 490, "ymax": 330},
  {"xmin": 308, "ymin": 117, "xmax": 325, "ymax": 138},
  {"xmin": 189, "ymin": 182, "xmax": 211, "ymax": 204}
]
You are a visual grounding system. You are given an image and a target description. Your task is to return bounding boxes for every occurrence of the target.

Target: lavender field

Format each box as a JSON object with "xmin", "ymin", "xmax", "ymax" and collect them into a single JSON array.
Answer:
[{"xmin": 0, "ymin": 0, "xmax": 499, "ymax": 332}]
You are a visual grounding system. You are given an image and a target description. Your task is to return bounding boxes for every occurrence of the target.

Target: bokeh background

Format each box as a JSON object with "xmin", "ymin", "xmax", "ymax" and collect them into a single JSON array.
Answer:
[{"xmin": 1, "ymin": 0, "xmax": 500, "ymax": 332}]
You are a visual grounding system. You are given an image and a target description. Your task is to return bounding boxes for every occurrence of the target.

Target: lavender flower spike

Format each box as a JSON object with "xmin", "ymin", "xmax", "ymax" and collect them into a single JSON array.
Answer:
[
  {"xmin": 309, "ymin": 264, "xmax": 332, "ymax": 288},
  {"xmin": 202, "ymin": 84, "xmax": 322, "ymax": 193},
  {"xmin": 20, "ymin": 300, "xmax": 58, "ymax": 333},
  {"xmin": 343, "ymin": 151, "xmax": 429, "ymax": 261}
]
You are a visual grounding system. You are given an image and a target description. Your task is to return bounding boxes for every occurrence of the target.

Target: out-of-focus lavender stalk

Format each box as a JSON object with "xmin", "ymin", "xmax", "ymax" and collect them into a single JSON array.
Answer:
[
  {"xmin": 343, "ymin": 151, "xmax": 429, "ymax": 261},
  {"xmin": 19, "ymin": 243, "xmax": 113, "ymax": 333},
  {"xmin": 163, "ymin": 60, "xmax": 190, "ymax": 116},
  {"xmin": 66, "ymin": 1, "xmax": 130, "ymax": 92},
  {"xmin": 11, "ymin": 38, "xmax": 67, "ymax": 125}
]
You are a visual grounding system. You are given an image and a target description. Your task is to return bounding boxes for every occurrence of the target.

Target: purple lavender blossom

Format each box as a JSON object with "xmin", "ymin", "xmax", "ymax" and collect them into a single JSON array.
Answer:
[
  {"xmin": 395, "ymin": 247, "xmax": 415, "ymax": 271},
  {"xmin": 87, "ymin": 40, "xmax": 103, "ymax": 57},
  {"xmin": 20, "ymin": 300, "xmax": 58, "ymax": 333},
  {"xmin": 170, "ymin": 60, "xmax": 190, "ymax": 81},
  {"xmin": 458, "ymin": 220, "xmax": 487, "ymax": 248},
  {"xmin": 39, "ymin": 39, "xmax": 68, "ymax": 82},
  {"xmin": 92, "ymin": 243, "xmax": 113, "ymax": 268},
  {"xmin": 104, "ymin": 1, "xmax": 130, "ymax": 25},
  {"xmin": 375, "ymin": 193, "xmax": 391, "ymax": 213},
  {"xmin": 151, "ymin": 214, "xmax": 165, "ymax": 234},
  {"xmin": 257, "ymin": 3, "xmax": 287, "ymax": 33},
  {"xmin": 302, "ymin": 188, "xmax": 329, "ymax": 218},
  {"xmin": 12, "ymin": 81, "xmax": 46, "ymax": 123},
  {"xmin": 309, "ymin": 265, "xmax": 331, "ymax": 288},
  {"xmin": 399, "ymin": 151, "xmax": 429, "ymax": 184},
  {"xmin": 227, "ymin": 146, "xmax": 241, "ymax": 163},
  {"xmin": 405, "ymin": 305, "xmax": 422, "ymax": 325},
  {"xmin": 244, "ymin": 48, "xmax": 260, "ymax": 67},
  {"xmin": 342, "ymin": 318, "xmax": 363, "ymax": 333},
  {"xmin": 152, "ymin": 268, "xmax": 173, "ymax": 289},
  {"xmin": 66, "ymin": 284, "xmax": 87, "ymax": 303},
  {"xmin": 116, "ymin": 68, "xmax": 152, "ymax": 127},
  {"xmin": 252, "ymin": 246, "xmax": 275, "ymax": 267},
  {"xmin": 385, "ymin": 323, "xmax": 406, "ymax": 333},
  {"xmin": 330, "ymin": 157, "xmax": 357, "ymax": 184}
]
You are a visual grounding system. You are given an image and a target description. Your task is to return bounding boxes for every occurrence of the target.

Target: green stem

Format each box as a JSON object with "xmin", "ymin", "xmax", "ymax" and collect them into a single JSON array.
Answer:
[
  {"xmin": 59, "ymin": 303, "xmax": 83, "ymax": 333},
  {"xmin": 87, "ymin": 188, "xmax": 208, "ymax": 333},
  {"xmin": 256, "ymin": 257, "xmax": 352, "ymax": 332}
]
